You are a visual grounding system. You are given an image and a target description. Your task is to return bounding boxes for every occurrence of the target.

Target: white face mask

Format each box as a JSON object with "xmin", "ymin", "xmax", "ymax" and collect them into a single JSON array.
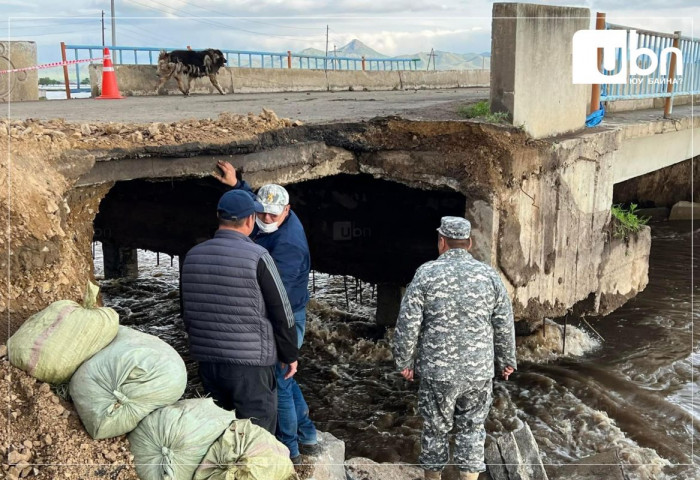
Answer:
[{"xmin": 256, "ymin": 217, "xmax": 279, "ymax": 234}]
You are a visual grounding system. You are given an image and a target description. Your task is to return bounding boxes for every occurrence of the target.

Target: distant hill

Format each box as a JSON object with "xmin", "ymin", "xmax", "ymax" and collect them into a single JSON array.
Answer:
[
  {"xmin": 299, "ymin": 39, "xmax": 490, "ymax": 70},
  {"xmin": 336, "ymin": 39, "xmax": 387, "ymax": 59},
  {"xmin": 297, "ymin": 47, "xmax": 327, "ymax": 57}
]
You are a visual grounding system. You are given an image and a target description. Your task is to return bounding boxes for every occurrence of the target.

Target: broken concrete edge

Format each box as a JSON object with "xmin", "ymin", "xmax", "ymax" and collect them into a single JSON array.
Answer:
[
  {"xmin": 487, "ymin": 422, "xmax": 549, "ymax": 480},
  {"xmin": 72, "ymin": 118, "xmax": 535, "ymax": 194}
]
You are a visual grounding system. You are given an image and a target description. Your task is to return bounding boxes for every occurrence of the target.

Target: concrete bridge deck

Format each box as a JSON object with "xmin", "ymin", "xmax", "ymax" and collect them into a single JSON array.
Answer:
[{"xmin": 7, "ymin": 88, "xmax": 489, "ymax": 124}]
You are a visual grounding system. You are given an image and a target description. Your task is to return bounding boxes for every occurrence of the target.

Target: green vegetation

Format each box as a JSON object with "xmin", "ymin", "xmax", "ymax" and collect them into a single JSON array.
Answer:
[
  {"xmin": 81, "ymin": 78, "xmax": 90, "ymax": 85},
  {"xmin": 611, "ymin": 204, "xmax": 649, "ymax": 239},
  {"xmin": 39, "ymin": 77, "xmax": 62, "ymax": 86},
  {"xmin": 457, "ymin": 100, "xmax": 510, "ymax": 124}
]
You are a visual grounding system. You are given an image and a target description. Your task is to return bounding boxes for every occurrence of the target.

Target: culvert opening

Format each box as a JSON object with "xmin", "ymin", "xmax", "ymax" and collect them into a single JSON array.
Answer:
[
  {"xmin": 91, "ymin": 173, "xmax": 468, "ymax": 291},
  {"xmin": 88, "ymin": 171, "xmax": 468, "ymax": 460}
]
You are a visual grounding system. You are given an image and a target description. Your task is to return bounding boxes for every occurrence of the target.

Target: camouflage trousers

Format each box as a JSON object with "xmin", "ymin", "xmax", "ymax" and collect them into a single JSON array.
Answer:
[{"xmin": 418, "ymin": 378, "xmax": 493, "ymax": 473}]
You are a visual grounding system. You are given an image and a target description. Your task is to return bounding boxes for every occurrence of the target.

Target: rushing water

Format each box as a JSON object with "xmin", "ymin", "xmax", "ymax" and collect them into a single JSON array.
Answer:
[{"xmin": 94, "ymin": 221, "xmax": 698, "ymax": 479}]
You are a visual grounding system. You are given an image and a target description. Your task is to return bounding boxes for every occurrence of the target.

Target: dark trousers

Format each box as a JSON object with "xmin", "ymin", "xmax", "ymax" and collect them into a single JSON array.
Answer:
[{"xmin": 198, "ymin": 362, "xmax": 278, "ymax": 434}]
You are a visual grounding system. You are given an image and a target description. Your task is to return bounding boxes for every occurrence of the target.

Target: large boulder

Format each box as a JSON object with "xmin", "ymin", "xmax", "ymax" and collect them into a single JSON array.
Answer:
[
  {"xmin": 669, "ymin": 201, "xmax": 700, "ymax": 220},
  {"xmin": 301, "ymin": 431, "xmax": 346, "ymax": 480}
]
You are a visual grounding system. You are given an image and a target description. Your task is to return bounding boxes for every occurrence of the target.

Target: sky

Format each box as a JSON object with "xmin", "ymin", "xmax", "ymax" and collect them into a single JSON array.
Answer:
[{"xmin": 1, "ymin": 0, "xmax": 698, "ymax": 64}]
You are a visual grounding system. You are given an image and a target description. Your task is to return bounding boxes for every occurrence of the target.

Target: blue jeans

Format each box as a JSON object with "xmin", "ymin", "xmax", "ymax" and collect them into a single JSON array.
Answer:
[{"xmin": 275, "ymin": 309, "xmax": 317, "ymax": 457}]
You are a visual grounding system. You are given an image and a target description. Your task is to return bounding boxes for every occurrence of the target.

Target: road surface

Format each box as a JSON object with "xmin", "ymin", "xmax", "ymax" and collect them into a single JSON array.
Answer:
[{"xmin": 7, "ymin": 88, "xmax": 489, "ymax": 124}]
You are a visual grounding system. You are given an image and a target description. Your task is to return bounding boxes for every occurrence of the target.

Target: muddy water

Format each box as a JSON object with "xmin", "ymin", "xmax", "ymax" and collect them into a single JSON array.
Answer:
[{"xmin": 94, "ymin": 222, "xmax": 698, "ymax": 479}]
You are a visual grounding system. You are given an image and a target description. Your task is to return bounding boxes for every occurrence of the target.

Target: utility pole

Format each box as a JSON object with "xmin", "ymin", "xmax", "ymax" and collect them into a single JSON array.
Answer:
[
  {"xmin": 110, "ymin": 0, "xmax": 116, "ymax": 47},
  {"xmin": 101, "ymin": 10, "xmax": 105, "ymax": 47},
  {"xmin": 426, "ymin": 48, "xmax": 437, "ymax": 71},
  {"xmin": 325, "ymin": 25, "xmax": 329, "ymax": 71}
]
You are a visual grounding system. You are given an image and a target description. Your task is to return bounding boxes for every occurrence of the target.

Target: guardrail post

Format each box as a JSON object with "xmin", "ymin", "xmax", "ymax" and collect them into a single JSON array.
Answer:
[
  {"xmin": 589, "ymin": 12, "xmax": 605, "ymax": 114},
  {"xmin": 287, "ymin": 50, "xmax": 292, "ymax": 69},
  {"xmin": 362, "ymin": 56, "xmax": 366, "ymax": 71},
  {"xmin": 60, "ymin": 42, "xmax": 72, "ymax": 100},
  {"xmin": 664, "ymin": 31, "xmax": 681, "ymax": 118}
]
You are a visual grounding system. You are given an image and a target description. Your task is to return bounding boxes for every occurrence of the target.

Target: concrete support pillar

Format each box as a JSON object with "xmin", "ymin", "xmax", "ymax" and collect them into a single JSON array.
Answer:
[
  {"xmin": 490, "ymin": 3, "xmax": 590, "ymax": 138},
  {"xmin": 467, "ymin": 196, "xmax": 500, "ymax": 266},
  {"xmin": 376, "ymin": 283, "xmax": 405, "ymax": 328},
  {"xmin": 102, "ymin": 242, "xmax": 138, "ymax": 279}
]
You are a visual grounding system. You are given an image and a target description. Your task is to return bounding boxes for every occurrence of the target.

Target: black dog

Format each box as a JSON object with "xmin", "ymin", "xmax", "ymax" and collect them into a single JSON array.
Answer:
[{"xmin": 156, "ymin": 49, "xmax": 227, "ymax": 96}]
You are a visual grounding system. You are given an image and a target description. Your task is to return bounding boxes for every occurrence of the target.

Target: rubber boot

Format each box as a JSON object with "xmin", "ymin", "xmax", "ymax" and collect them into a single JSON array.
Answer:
[
  {"xmin": 459, "ymin": 472, "xmax": 479, "ymax": 480},
  {"xmin": 424, "ymin": 470, "xmax": 441, "ymax": 480}
]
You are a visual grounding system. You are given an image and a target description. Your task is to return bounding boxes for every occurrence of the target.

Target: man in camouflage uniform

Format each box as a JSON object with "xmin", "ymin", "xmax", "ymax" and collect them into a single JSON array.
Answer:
[{"xmin": 393, "ymin": 216, "xmax": 517, "ymax": 480}]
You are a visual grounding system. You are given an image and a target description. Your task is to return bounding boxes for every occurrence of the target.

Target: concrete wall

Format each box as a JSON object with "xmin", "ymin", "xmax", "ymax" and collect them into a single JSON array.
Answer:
[
  {"xmin": 499, "ymin": 129, "xmax": 651, "ymax": 319},
  {"xmin": 490, "ymin": 3, "xmax": 590, "ymax": 139},
  {"xmin": 613, "ymin": 114, "xmax": 700, "ymax": 183},
  {"xmin": 0, "ymin": 41, "xmax": 38, "ymax": 102},
  {"xmin": 88, "ymin": 64, "xmax": 489, "ymax": 96}
]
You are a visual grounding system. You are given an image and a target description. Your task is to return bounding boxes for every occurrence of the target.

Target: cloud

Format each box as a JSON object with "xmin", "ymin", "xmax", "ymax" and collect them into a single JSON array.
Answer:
[{"xmin": 5, "ymin": 0, "xmax": 699, "ymax": 65}]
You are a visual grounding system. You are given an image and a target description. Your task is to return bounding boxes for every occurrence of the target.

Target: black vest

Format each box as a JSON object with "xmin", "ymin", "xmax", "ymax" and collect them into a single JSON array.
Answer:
[{"xmin": 182, "ymin": 230, "xmax": 276, "ymax": 366}]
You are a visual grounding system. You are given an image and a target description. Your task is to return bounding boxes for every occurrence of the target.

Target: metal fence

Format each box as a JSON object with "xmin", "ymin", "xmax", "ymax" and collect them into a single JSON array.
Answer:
[
  {"xmin": 600, "ymin": 23, "xmax": 699, "ymax": 102},
  {"xmin": 63, "ymin": 44, "xmax": 421, "ymax": 92}
]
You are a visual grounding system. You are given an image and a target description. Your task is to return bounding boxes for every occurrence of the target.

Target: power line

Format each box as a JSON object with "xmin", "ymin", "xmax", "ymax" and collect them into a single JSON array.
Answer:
[
  {"xmin": 0, "ymin": 21, "xmax": 97, "ymax": 30},
  {"xmin": 166, "ymin": 0, "xmax": 325, "ymax": 31},
  {"xmin": 126, "ymin": 0, "xmax": 322, "ymax": 41}
]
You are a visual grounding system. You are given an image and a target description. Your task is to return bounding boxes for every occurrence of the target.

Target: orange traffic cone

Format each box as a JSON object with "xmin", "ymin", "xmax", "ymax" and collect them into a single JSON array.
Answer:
[{"xmin": 96, "ymin": 47, "xmax": 124, "ymax": 99}]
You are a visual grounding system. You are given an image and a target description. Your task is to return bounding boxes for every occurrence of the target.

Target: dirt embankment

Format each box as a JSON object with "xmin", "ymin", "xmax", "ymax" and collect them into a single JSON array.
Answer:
[
  {"xmin": 1, "ymin": 109, "xmax": 298, "ymax": 342},
  {"xmin": 0, "ymin": 346, "xmax": 137, "ymax": 479}
]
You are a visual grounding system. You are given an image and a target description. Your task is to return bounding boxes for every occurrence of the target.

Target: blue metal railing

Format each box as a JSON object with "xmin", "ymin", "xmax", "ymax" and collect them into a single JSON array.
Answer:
[
  {"xmin": 64, "ymin": 44, "xmax": 421, "ymax": 91},
  {"xmin": 600, "ymin": 24, "xmax": 699, "ymax": 102}
]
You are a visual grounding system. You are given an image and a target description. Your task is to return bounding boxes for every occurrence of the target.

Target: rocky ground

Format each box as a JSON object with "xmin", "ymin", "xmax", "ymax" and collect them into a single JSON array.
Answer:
[
  {"xmin": 0, "ymin": 345, "xmax": 138, "ymax": 480},
  {"xmin": 1, "ymin": 108, "xmax": 299, "ymax": 150}
]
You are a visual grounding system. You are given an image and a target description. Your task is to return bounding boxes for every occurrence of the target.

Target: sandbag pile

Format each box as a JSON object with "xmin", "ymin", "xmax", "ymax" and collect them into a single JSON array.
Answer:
[
  {"xmin": 7, "ymin": 282, "xmax": 119, "ymax": 384},
  {"xmin": 194, "ymin": 418, "xmax": 294, "ymax": 480},
  {"xmin": 69, "ymin": 325, "xmax": 188, "ymax": 439},
  {"xmin": 128, "ymin": 398, "xmax": 237, "ymax": 480},
  {"xmin": 7, "ymin": 281, "xmax": 296, "ymax": 480}
]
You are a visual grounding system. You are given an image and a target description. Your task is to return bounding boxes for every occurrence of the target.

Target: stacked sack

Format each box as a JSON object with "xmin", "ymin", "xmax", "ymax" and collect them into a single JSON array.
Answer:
[
  {"xmin": 194, "ymin": 418, "xmax": 294, "ymax": 480},
  {"xmin": 69, "ymin": 325, "xmax": 188, "ymax": 439},
  {"xmin": 8, "ymin": 282, "xmax": 119, "ymax": 384},
  {"xmin": 129, "ymin": 398, "xmax": 237, "ymax": 480}
]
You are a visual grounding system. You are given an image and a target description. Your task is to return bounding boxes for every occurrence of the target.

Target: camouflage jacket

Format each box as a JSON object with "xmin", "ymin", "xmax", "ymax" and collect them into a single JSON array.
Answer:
[{"xmin": 392, "ymin": 248, "xmax": 517, "ymax": 382}]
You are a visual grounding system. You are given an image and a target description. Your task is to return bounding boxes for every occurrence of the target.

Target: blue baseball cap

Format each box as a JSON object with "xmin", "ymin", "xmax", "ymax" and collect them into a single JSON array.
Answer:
[{"xmin": 217, "ymin": 190, "xmax": 264, "ymax": 220}]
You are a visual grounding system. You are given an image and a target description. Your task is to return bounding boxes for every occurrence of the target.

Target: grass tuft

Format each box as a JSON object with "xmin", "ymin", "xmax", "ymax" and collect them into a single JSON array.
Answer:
[
  {"xmin": 611, "ymin": 203, "xmax": 649, "ymax": 239},
  {"xmin": 457, "ymin": 100, "xmax": 510, "ymax": 123}
]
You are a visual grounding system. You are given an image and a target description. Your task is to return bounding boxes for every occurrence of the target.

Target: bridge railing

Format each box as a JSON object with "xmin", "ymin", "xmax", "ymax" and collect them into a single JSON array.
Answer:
[
  {"xmin": 63, "ymin": 44, "xmax": 421, "ymax": 92},
  {"xmin": 597, "ymin": 20, "xmax": 699, "ymax": 115}
]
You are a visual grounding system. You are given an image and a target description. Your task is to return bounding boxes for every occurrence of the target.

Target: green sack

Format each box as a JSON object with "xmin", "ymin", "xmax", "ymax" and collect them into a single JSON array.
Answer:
[
  {"xmin": 8, "ymin": 282, "xmax": 119, "ymax": 384},
  {"xmin": 69, "ymin": 325, "xmax": 187, "ymax": 439},
  {"xmin": 129, "ymin": 398, "xmax": 236, "ymax": 480},
  {"xmin": 194, "ymin": 419, "xmax": 294, "ymax": 480}
]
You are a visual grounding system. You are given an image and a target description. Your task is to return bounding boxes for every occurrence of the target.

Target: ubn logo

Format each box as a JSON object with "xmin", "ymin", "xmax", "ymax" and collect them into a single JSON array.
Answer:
[{"xmin": 572, "ymin": 29, "xmax": 683, "ymax": 84}]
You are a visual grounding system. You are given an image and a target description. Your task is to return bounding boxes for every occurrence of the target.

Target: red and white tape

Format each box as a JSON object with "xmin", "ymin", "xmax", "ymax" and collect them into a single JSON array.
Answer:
[{"xmin": 0, "ymin": 57, "xmax": 104, "ymax": 75}]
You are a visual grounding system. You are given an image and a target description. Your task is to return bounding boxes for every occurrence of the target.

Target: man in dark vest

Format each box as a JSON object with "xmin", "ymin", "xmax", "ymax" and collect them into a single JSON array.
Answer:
[
  {"xmin": 214, "ymin": 160, "xmax": 318, "ymax": 463},
  {"xmin": 181, "ymin": 189, "xmax": 299, "ymax": 434}
]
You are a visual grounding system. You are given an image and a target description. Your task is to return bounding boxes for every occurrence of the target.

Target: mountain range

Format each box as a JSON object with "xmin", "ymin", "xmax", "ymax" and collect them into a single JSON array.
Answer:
[{"xmin": 299, "ymin": 39, "xmax": 490, "ymax": 70}]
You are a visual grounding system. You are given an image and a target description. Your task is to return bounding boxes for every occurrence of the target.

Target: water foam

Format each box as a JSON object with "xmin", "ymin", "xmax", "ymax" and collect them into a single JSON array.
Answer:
[{"xmin": 516, "ymin": 319, "xmax": 601, "ymax": 363}]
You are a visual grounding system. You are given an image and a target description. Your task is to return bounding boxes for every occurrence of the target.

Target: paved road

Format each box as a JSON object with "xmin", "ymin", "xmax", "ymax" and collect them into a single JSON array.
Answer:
[{"xmin": 7, "ymin": 88, "xmax": 489, "ymax": 124}]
